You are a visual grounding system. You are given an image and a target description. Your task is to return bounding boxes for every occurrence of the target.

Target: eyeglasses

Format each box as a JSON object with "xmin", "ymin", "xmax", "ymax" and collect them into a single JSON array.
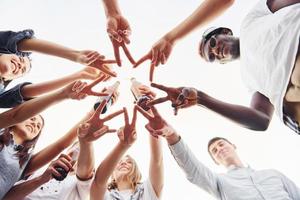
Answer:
[{"xmin": 206, "ymin": 36, "xmax": 217, "ymax": 62}]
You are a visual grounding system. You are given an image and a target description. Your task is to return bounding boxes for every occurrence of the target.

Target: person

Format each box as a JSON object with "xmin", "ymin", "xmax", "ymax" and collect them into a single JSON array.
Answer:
[
  {"xmin": 3, "ymin": 99, "xmax": 124, "ymax": 200},
  {"xmin": 146, "ymin": 1, "xmax": 300, "ymax": 133},
  {"xmin": 0, "ymin": 29, "xmax": 117, "ymax": 95},
  {"xmin": 101, "ymin": 0, "xmax": 136, "ymax": 67},
  {"xmin": 136, "ymin": 105, "xmax": 300, "ymax": 199},
  {"xmin": 131, "ymin": 0, "xmax": 235, "ymax": 81},
  {"xmin": 90, "ymin": 87, "xmax": 164, "ymax": 200},
  {"xmin": 0, "ymin": 78, "xmax": 109, "ymax": 199}
]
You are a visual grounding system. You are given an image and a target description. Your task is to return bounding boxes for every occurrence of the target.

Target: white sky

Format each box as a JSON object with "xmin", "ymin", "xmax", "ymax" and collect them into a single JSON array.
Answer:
[{"xmin": 1, "ymin": 0, "xmax": 300, "ymax": 199}]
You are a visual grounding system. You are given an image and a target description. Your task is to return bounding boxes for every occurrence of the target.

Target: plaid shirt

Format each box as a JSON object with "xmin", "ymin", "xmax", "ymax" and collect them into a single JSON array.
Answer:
[{"xmin": 283, "ymin": 110, "xmax": 300, "ymax": 135}]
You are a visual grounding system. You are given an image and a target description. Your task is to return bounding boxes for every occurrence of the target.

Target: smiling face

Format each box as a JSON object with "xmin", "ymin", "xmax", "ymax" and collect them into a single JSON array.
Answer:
[
  {"xmin": 0, "ymin": 54, "xmax": 31, "ymax": 80},
  {"xmin": 208, "ymin": 139, "xmax": 238, "ymax": 166},
  {"xmin": 111, "ymin": 155, "xmax": 142, "ymax": 188},
  {"xmin": 12, "ymin": 115, "xmax": 44, "ymax": 141}
]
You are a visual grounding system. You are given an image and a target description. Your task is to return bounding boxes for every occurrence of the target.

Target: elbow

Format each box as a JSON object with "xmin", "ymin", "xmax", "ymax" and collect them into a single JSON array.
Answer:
[{"xmin": 248, "ymin": 118, "xmax": 271, "ymax": 131}]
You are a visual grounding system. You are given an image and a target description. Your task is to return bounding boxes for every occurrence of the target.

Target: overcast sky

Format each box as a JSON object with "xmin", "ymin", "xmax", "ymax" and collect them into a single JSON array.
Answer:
[{"xmin": 1, "ymin": 0, "xmax": 300, "ymax": 199}]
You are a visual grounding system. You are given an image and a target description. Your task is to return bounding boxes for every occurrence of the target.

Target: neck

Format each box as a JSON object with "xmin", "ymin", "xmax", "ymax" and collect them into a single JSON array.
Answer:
[
  {"xmin": 117, "ymin": 179, "xmax": 133, "ymax": 191},
  {"xmin": 224, "ymin": 157, "xmax": 244, "ymax": 168},
  {"xmin": 10, "ymin": 130, "xmax": 25, "ymax": 145}
]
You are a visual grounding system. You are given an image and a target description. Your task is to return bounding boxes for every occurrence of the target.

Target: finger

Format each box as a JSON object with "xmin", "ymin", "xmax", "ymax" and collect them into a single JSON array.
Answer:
[
  {"xmin": 122, "ymin": 34, "xmax": 130, "ymax": 44},
  {"xmin": 155, "ymin": 51, "xmax": 161, "ymax": 66},
  {"xmin": 59, "ymin": 154, "xmax": 72, "ymax": 162},
  {"xmin": 72, "ymin": 81, "xmax": 82, "ymax": 91},
  {"xmin": 132, "ymin": 54, "xmax": 150, "ymax": 68},
  {"xmin": 123, "ymin": 107, "xmax": 129, "ymax": 124},
  {"xmin": 55, "ymin": 160, "xmax": 71, "ymax": 172},
  {"xmin": 175, "ymin": 94, "xmax": 185, "ymax": 105},
  {"xmin": 146, "ymin": 96, "xmax": 168, "ymax": 106},
  {"xmin": 87, "ymin": 74, "xmax": 107, "ymax": 89},
  {"xmin": 98, "ymin": 65, "xmax": 117, "ymax": 77},
  {"xmin": 174, "ymin": 107, "xmax": 178, "ymax": 116},
  {"xmin": 102, "ymin": 59, "xmax": 118, "ymax": 64},
  {"xmin": 136, "ymin": 105, "xmax": 153, "ymax": 120},
  {"xmin": 149, "ymin": 62, "xmax": 155, "ymax": 82},
  {"xmin": 150, "ymin": 83, "xmax": 169, "ymax": 92},
  {"xmin": 107, "ymin": 129, "xmax": 117, "ymax": 133},
  {"xmin": 113, "ymin": 43, "xmax": 121, "ymax": 67},
  {"xmin": 151, "ymin": 49, "xmax": 158, "ymax": 65},
  {"xmin": 93, "ymin": 126, "xmax": 108, "ymax": 138},
  {"xmin": 88, "ymin": 91, "xmax": 109, "ymax": 97},
  {"xmin": 76, "ymin": 82, "xmax": 88, "ymax": 93},
  {"xmin": 131, "ymin": 106, "xmax": 138, "ymax": 125},
  {"xmin": 59, "ymin": 157, "xmax": 73, "ymax": 169},
  {"xmin": 149, "ymin": 106, "xmax": 160, "ymax": 117},
  {"xmin": 93, "ymin": 99, "xmax": 108, "ymax": 119},
  {"xmin": 51, "ymin": 167, "xmax": 63, "ymax": 178},
  {"xmin": 108, "ymin": 29, "xmax": 122, "ymax": 43},
  {"xmin": 121, "ymin": 43, "xmax": 136, "ymax": 64},
  {"xmin": 103, "ymin": 109, "xmax": 124, "ymax": 122},
  {"xmin": 161, "ymin": 53, "xmax": 166, "ymax": 65}
]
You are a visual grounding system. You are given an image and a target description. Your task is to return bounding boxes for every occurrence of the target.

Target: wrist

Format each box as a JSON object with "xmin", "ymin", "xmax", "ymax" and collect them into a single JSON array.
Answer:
[
  {"xmin": 164, "ymin": 32, "xmax": 177, "ymax": 44},
  {"xmin": 39, "ymin": 174, "xmax": 51, "ymax": 184},
  {"xmin": 166, "ymin": 132, "xmax": 181, "ymax": 145},
  {"xmin": 197, "ymin": 90, "xmax": 206, "ymax": 106},
  {"xmin": 117, "ymin": 141, "xmax": 131, "ymax": 149}
]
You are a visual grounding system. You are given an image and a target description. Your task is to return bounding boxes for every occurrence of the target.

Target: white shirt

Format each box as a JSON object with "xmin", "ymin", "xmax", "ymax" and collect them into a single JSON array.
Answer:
[
  {"xmin": 103, "ymin": 179, "xmax": 159, "ymax": 200},
  {"xmin": 240, "ymin": 0, "xmax": 300, "ymax": 121},
  {"xmin": 20, "ymin": 171, "xmax": 93, "ymax": 200},
  {"xmin": 169, "ymin": 138, "xmax": 300, "ymax": 200}
]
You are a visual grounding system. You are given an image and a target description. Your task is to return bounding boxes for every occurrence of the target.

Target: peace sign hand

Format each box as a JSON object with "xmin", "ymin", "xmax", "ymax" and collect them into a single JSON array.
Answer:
[
  {"xmin": 117, "ymin": 107, "xmax": 137, "ymax": 146},
  {"xmin": 81, "ymin": 74, "xmax": 110, "ymax": 97},
  {"xmin": 79, "ymin": 100, "xmax": 124, "ymax": 143},
  {"xmin": 148, "ymin": 83, "xmax": 198, "ymax": 115}
]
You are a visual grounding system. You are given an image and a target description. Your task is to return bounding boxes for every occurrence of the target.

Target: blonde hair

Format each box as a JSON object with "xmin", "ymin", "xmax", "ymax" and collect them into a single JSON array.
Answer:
[{"xmin": 108, "ymin": 155, "xmax": 142, "ymax": 191}]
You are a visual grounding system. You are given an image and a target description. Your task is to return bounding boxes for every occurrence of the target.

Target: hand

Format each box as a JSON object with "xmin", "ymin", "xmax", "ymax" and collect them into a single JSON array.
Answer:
[
  {"xmin": 117, "ymin": 107, "xmax": 137, "ymax": 146},
  {"xmin": 89, "ymin": 60, "xmax": 118, "ymax": 78},
  {"xmin": 137, "ymin": 85, "xmax": 156, "ymax": 100},
  {"xmin": 79, "ymin": 66, "xmax": 112, "ymax": 81},
  {"xmin": 41, "ymin": 154, "xmax": 73, "ymax": 182},
  {"xmin": 135, "ymin": 85, "xmax": 156, "ymax": 111},
  {"xmin": 82, "ymin": 99, "xmax": 124, "ymax": 141},
  {"xmin": 81, "ymin": 74, "xmax": 111, "ymax": 96},
  {"xmin": 133, "ymin": 36, "xmax": 173, "ymax": 82},
  {"xmin": 148, "ymin": 83, "xmax": 198, "ymax": 115},
  {"xmin": 61, "ymin": 80, "xmax": 88, "ymax": 100},
  {"xmin": 76, "ymin": 50, "xmax": 104, "ymax": 65},
  {"xmin": 106, "ymin": 14, "xmax": 135, "ymax": 66},
  {"xmin": 135, "ymin": 105, "xmax": 169, "ymax": 138}
]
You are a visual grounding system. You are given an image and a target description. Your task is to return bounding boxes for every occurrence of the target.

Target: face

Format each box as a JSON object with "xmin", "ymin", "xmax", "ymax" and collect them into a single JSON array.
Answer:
[
  {"xmin": 209, "ymin": 139, "xmax": 237, "ymax": 165},
  {"xmin": 0, "ymin": 54, "xmax": 31, "ymax": 80},
  {"xmin": 201, "ymin": 34, "xmax": 239, "ymax": 64},
  {"xmin": 13, "ymin": 115, "xmax": 44, "ymax": 141},
  {"xmin": 113, "ymin": 156, "xmax": 134, "ymax": 180}
]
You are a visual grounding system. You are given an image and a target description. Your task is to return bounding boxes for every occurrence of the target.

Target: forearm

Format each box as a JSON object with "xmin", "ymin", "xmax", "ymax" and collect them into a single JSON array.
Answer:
[
  {"xmin": 94, "ymin": 142, "xmax": 129, "ymax": 186},
  {"xmin": 198, "ymin": 91, "xmax": 271, "ymax": 131},
  {"xmin": 77, "ymin": 141, "xmax": 94, "ymax": 180},
  {"xmin": 3, "ymin": 176, "xmax": 47, "ymax": 200},
  {"xmin": 168, "ymin": 136, "xmax": 219, "ymax": 196},
  {"xmin": 165, "ymin": 0, "xmax": 234, "ymax": 43},
  {"xmin": 0, "ymin": 90, "xmax": 65, "ymax": 129},
  {"xmin": 149, "ymin": 136, "xmax": 164, "ymax": 198},
  {"xmin": 18, "ymin": 38, "xmax": 79, "ymax": 62},
  {"xmin": 21, "ymin": 73, "xmax": 80, "ymax": 99},
  {"xmin": 102, "ymin": 0, "xmax": 122, "ymax": 17}
]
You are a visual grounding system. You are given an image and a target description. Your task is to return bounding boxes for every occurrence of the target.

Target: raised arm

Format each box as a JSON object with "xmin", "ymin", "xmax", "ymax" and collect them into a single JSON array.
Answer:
[
  {"xmin": 148, "ymin": 133, "xmax": 164, "ymax": 198},
  {"xmin": 90, "ymin": 107, "xmax": 137, "ymax": 200},
  {"xmin": 149, "ymin": 83, "xmax": 274, "ymax": 131},
  {"xmin": 0, "ymin": 80, "xmax": 88, "ymax": 129},
  {"xmin": 21, "ymin": 67, "xmax": 109, "ymax": 99}
]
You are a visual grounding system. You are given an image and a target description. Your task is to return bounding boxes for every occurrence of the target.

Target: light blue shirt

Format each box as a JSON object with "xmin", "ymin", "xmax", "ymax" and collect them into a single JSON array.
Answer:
[{"xmin": 169, "ymin": 139, "xmax": 300, "ymax": 200}]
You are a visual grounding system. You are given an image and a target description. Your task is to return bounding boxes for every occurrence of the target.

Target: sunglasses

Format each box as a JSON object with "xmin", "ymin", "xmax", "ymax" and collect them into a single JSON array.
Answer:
[{"xmin": 207, "ymin": 36, "xmax": 217, "ymax": 62}]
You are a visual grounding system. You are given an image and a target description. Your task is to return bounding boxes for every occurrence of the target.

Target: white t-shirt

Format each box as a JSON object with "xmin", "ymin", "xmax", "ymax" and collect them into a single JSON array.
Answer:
[
  {"xmin": 103, "ymin": 179, "xmax": 159, "ymax": 200},
  {"xmin": 240, "ymin": 0, "xmax": 300, "ymax": 120},
  {"xmin": 18, "ymin": 171, "xmax": 93, "ymax": 200}
]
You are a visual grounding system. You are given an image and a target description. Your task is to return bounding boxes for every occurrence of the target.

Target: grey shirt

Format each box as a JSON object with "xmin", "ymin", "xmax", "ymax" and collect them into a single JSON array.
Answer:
[
  {"xmin": 169, "ymin": 138, "xmax": 300, "ymax": 200},
  {"xmin": 0, "ymin": 129, "xmax": 30, "ymax": 199}
]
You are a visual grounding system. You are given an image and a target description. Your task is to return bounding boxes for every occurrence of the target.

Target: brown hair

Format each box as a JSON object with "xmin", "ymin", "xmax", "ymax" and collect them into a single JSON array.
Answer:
[
  {"xmin": 0, "ymin": 115, "xmax": 44, "ymax": 168},
  {"xmin": 108, "ymin": 155, "xmax": 142, "ymax": 191}
]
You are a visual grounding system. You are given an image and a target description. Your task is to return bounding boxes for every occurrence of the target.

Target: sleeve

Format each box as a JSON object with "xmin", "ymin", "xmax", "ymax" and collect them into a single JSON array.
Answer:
[
  {"xmin": 168, "ymin": 138, "xmax": 221, "ymax": 198},
  {"xmin": 143, "ymin": 179, "xmax": 159, "ymax": 200},
  {"xmin": 75, "ymin": 174, "xmax": 94, "ymax": 200},
  {"xmin": 0, "ymin": 29, "xmax": 35, "ymax": 56},
  {"xmin": 0, "ymin": 82, "xmax": 32, "ymax": 108},
  {"xmin": 279, "ymin": 171, "xmax": 300, "ymax": 199}
]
